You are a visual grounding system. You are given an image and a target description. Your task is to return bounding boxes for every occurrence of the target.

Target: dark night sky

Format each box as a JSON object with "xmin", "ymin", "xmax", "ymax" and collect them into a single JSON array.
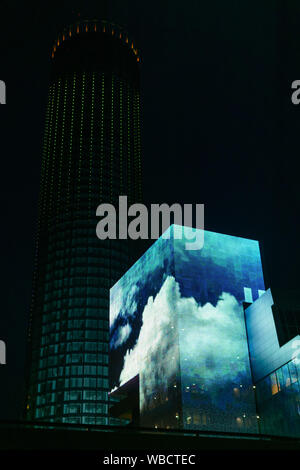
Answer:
[{"xmin": 1, "ymin": 0, "xmax": 300, "ymax": 420}]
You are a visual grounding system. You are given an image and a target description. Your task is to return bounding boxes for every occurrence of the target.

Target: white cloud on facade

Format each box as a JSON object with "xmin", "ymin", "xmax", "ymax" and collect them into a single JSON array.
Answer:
[{"xmin": 118, "ymin": 275, "xmax": 249, "ymax": 391}]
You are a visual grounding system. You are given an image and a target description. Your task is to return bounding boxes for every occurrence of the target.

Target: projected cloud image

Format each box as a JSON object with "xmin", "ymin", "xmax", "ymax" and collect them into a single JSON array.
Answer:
[
  {"xmin": 119, "ymin": 276, "xmax": 178, "ymax": 387},
  {"xmin": 109, "ymin": 226, "xmax": 265, "ymax": 432}
]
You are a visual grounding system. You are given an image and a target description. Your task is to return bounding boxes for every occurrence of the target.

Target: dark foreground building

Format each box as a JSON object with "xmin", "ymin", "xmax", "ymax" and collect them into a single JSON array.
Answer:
[
  {"xmin": 1, "ymin": 420, "xmax": 300, "ymax": 453},
  {"xmin": 24, "ymin": 19, "xmax": 142, "ymax": 425}
]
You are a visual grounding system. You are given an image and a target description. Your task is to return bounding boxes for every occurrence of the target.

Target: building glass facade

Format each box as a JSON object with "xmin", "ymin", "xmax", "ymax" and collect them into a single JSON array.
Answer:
[
  {"xmin": 25, "ymin": 19, "xmax": 141, "ymax": 424},
  {"xmin": 245, "ymin": 288, "xmax": 300, "ymax": 437},
  {"xmin": 255, "ymin": 359, "xmax": 300, "ymax": 437},
  {"xmin": 109, "ymin": 225, "xmax": 265, "ymax": 433}
]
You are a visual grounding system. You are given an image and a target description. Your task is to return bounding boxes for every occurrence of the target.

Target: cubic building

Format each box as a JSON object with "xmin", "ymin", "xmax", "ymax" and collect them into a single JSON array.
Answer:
[
  {"xmin": 109, "ymin": 225, "xmax": 265, "ymax": 433},
  {"xmin": 25, "ymin": 19, "xmax": 142, "ymax": 424}
]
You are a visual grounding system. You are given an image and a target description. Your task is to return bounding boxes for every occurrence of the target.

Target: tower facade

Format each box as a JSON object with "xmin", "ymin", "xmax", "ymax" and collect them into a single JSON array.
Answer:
[{"xmin": 25, "ymin": 19, "xmax": 142, "ymax": 424}]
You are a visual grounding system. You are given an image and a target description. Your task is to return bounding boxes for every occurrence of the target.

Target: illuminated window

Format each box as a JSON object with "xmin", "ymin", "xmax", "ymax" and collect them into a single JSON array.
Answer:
[
  {"xmin": 193, "ymin": 414, "xmax": 200, "ymax": 424},
  {"xmin": 271, "ymin": 372, "xmax": 279, "ymax": 395}
]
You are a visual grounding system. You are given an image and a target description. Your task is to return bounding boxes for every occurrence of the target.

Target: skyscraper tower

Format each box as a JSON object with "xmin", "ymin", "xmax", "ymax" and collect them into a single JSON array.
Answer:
[{"xmin": 25, "ymin": 19, "xmax": 142, "ymax": 425}]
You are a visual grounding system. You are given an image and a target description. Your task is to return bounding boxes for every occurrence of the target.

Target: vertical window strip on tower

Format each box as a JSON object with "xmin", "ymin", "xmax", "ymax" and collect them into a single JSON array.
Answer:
[
  {"xmin": 119, "ymin": 80, "xmax": 123, "ymax": 194},
  {"xmin": 127, "ymin": 84, "xmax": 131, "ymax": 204},
  {"xmin": 26, "ymin": 78, "xmax": 52, "ymax": 416},
  {"xmin": 49, "ymin": 78, "xmax": 61, "ymax": 227},
  {"xmin": 110, "ymin": 76, "xmax": 114, "ymax": 203},
  {"xmin": 77, "ymin": 73, "xmax": 85, "ymax": 210},
  {"xmin": 68, "ymin": 74, "xmax": 76, "ymax": 216},
  {"xmin": 89, "ymin": 73, "xmax": 95, "ymax": 212},
  {"xmin": 100, "ymin": 74, "xmax": 105, "ymax": 198},
  {"xmin": 133, "ymin": 91, "xmax": 140, "ymax": 202},
  {"xmin": 40, "ymin": 84, "xmax": 52, "ymax": 227},
  {"xmin": 57, "ymin": 79, "xmax": 68, "ymax": 219},
  {"xmin": 43, "ymin": 83, "xmax": 55, "ymax": 225},
  {"xmin": 136, "ymin": 92, "xmax": 142, "ymax": 202}
]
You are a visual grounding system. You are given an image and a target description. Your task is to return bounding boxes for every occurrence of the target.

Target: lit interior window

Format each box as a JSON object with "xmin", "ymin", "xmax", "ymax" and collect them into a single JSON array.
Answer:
[{"xmin": 271, "ymin": 373, "xmax": 279, "ymax": 395}]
